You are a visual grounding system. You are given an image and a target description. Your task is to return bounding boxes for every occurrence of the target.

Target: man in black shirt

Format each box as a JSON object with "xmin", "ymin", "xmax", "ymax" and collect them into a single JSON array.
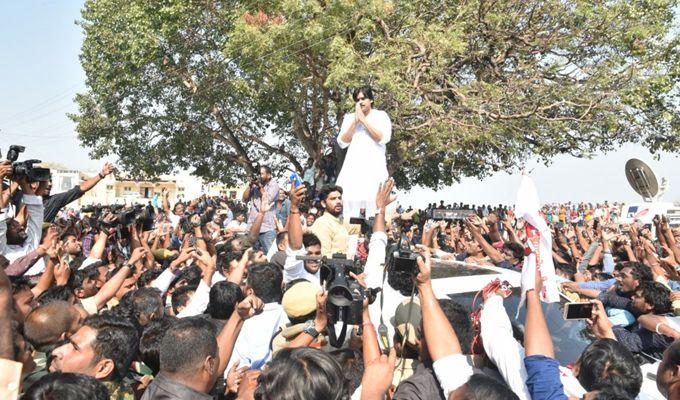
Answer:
[{"xmin": 40, "ymin": 162, "xmax": 114, "ymax": 222}]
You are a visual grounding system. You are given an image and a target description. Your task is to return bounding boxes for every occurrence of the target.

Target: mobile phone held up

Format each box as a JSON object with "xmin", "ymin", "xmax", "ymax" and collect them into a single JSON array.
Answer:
[
  {"xmin": 289, "ymin": 173, "xmax": 302, "ymax": 187},
  {"xmin": 563, "ymin": 302, "xmax": 594, "ymax": 320}
]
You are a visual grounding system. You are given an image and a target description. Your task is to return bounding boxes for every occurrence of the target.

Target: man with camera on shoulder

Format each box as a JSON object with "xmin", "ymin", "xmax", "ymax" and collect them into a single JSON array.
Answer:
[
  {"xmin": 242, "ymin": 165, "xmax": 279, "ymax": 251},
  {"xmin": 0, "ymin": 160, "xmax": 47, "ymax": 263}
]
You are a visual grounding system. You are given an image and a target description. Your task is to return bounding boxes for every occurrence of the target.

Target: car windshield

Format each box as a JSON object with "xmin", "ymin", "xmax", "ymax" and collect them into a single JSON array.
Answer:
[{"xmin": 447, "ymin": 288, "xmax": 592, "ymax": 365}]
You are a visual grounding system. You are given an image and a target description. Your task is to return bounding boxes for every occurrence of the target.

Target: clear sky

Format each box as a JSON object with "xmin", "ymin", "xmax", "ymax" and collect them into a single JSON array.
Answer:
[{"xmin": 2, "ymin": 1, "xmax": 679, "ymax": 207}]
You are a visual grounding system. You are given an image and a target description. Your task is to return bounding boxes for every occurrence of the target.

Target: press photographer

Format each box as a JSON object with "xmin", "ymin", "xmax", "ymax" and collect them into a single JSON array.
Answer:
[
  {"xmin": 242, "ymin": 164, "xmax": 279, "ymax": 251},
  {"xmin": 0, "ymin": 156, "xmax": 46, "ymax": 264}
]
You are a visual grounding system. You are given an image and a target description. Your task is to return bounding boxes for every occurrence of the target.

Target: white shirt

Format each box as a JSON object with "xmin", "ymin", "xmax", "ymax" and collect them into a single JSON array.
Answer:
[
  {"xmin": 480, "ymin": 295, "xmax": 531, "ymax": 400},
  {"xmin": 228, "ymin": 303, "xmax": 289, "ymax": 370},
  {"xmin": 1, "ymin": 195, "xmax": 44, "ymax": 264},
  {"xmin": 226, "ymin": 220, "xmax": 248, "ymax": 232},
  {"xmin": 364, "ymin": 231, "xmax": 407, "ymax": 350},
  {"xmin": 177, "ymin": 279, "xmax": 211, "ymax": 318},
  {"xmin": 283, "ymin": 244, "xmax": 320, "ymax": 284},
  {"xmin": 433, "ymin": 354, "xmax": 474, "ymax": 397},
  {"xmin": 336, "ymin": 109, "xmax": 391, "ymax": 219},
  {"xmin": 168, "ymin": 213, "xmax": 181, "ymax": 228}
]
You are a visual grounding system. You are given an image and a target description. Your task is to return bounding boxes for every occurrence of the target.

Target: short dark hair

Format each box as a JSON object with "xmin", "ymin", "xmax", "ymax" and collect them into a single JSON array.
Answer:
[
  {"xmin": 23, "ymin": 372, "xmax": 109, "ymax": 400},
  {"xmin": 318, "ymin": 185, "xmax": 343, "ymax": 202},
  {"xmin": 555, "ymin": 262, "xmax": 576, "ymax": 280},
  {"xmin": 504, "ymin": 242, "xmax": 525, "ymax": 261},
  {"xmin": 160, "ymin": 317, "xmax": 217, "ymax": 374},
  {"xmin": 352, "ymin": 86, "xmax": 374, "ymax": 102},
  {"xmin": 636, "ymin": 281, "xmax": 671, "ymax": 314},
  {"xmin": 329, "ymin": 349, "xmax": 364, "ymax": 397},
  {"xmin": 68, "ymin": 265, "xmax": 100, "ymax": 291},
  {"xmin": 302, "ymin": 233, "xmax": 321, "ymax": 249},
  {"xmin": 576, "ymin": 338, "xmax": 642, "ymax": 398},
  {"xmin": 260, "ymin": 165, "xmax": 272, "ymax": 175},
  {"xmin": 247, "ymin": 263, "xmax": 283, "ymax": 304},
  {"xmin": 139, "ymin": 316, "xmax": 175, "ymax": 375},
  {"xmin": 438, "ymin": 299, "xmax": 473, "ymax": 355},
  {"xmin": 138, "ymin": 269, "xmax": 163, "ymax": 288},
  {"xmin": 172, "ymin": 285, "xmax": 198, "ymax": 315},
  {"xmin": 628, "ymin": 262, "xmax": 653, "ymax": 282},
  {"xmin": 131, "ymin": 287, "xmax": 164, "ymax": 326},
  {"xmin": 10, "ymin": 276, "xmax": 31, "ymax": 295},
  {"xmin": 276, "ymin": 232, "xmax": 288, "ymax": 246},
  {"xmin": 206, "ymin": 281, "xmax": 244, "ymax": 320},
  {"xmin": 85, "ymin": 313, "xmax": 139, "ymax": 382},
  {"xmin": 257, "ymin": 347, "xmax": 346, "ymax": 400},
  {"xmin": 462, "ymin": 373, "xmax": 520, "ymax": 399},
  {"xmin": 176, "ymin": 265, "xmax": 202, "ymax": 287},
  {"xmin": 37, "ymin": 285, "xmax": 74, "ymax": 305},
  {"xmin": 587, "ymin": 383, "xmax": 635, "ymax": 400}
]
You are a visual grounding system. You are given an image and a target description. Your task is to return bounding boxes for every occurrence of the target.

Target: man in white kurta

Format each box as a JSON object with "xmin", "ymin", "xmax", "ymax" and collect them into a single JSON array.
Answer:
[{"xmin": 336, "ymin": 86, "xmax": 392, "ymax": 219}]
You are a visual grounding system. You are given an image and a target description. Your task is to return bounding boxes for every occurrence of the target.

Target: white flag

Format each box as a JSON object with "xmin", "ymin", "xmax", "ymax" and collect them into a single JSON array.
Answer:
[{"xmin": 515, "ymin": 173, "xmax": 560, "ymax": 315}]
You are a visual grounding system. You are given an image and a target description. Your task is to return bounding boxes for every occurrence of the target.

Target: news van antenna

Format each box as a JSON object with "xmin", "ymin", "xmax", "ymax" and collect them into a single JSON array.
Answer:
[{"xmin": 625, "ymin": 159, "xmax": 667, "ymax": 202}]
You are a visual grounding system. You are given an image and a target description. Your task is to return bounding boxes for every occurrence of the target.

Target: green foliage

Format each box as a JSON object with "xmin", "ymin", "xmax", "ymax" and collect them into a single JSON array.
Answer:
[{"xmin": 72, "ymin": 0, "xmax": 679, "ymax": 188}]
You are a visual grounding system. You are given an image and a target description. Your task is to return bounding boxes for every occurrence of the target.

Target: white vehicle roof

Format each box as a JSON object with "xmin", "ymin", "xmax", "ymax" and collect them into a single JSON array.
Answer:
[{"xmin": 428, "ymin": 263, "xmax": 664, "ymax": 400}]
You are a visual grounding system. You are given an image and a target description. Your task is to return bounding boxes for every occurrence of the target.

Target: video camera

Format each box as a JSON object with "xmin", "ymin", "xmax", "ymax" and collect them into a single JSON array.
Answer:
[
  {"xmin": 389, "ymin": 245, "xmax": 420, "ymax": 276},
  {"xmin": 428, "ymin": 208, "xmax": 476, "ymax": 221},
  {"xmin": 349, "ymin": 216, "xmax": 374, "ymax": 236},
  {"xmin": 179, "ymin": 207, "xmax": 215, "ymax": 233},
  {"xmin": 249, "ymin": 162, "xmax": 261, "ymax": 187},
  {"xmin": 4, "ymin": 145, "xmax": 51, "ymax": 182},
  {"xmin": 296, "ymin": 253, "xmax": 380, "ymax": 347},
  {"xmin": 100, "ymin": 204, "xmax": 155, "ymax": 231}
]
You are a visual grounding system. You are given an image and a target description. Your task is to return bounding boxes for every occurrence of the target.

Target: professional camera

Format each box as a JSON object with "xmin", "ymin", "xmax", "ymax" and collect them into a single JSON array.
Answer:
[
  {"xmin": 428, "ymin": 208, "xmax": 476, "ymax": 221},
  {"xmin": 323, "ymin": 255, "xmax": 364, "ymax": 325},
  {"xmin": 81, "ymin": 205, "xmax": 103, "ymax": 214},
  {"xmin": 100, "ymin": 205, "xmax": 145, "ymax": 228},
  {"xmin": 387, "ymin": 242, "xmax": 420, "ymax": 277},
  {"xmin": 3, "ymin": 145, "xmax": 51, "ymax": 182},
  {"xmin": 136, "ymin": 204, "xmax": 156, "ymax": 232},
  {"xmin": 249, "ymin": 162, "xmax": 261, "ymax": 186},
  {"xmin": 348, "ymin": 217, "xmax": 374, "ymax": 236},
  {"xmin": 179, "ymin": 208, "xmax": 214, "ymax": 233},
  {"xmin": 297, "ymin": 253, "xmax": 379, "ymax": 347}
]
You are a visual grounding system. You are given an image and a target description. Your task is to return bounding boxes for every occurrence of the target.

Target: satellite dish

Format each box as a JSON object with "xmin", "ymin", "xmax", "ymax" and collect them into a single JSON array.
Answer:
[{"xmin": 625, "ymin": 159, "xmax": 659, "ymax": 202}]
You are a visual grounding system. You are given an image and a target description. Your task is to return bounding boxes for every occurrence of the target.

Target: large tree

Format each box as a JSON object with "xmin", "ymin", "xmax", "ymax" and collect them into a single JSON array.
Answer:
[{"xmin": 72, "ymin": 0, "xmax": 679, "ymax": 188}]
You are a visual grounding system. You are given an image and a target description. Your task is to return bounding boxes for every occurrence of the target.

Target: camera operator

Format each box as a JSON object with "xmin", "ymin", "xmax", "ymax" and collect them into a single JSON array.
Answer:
[
  {"xmin": 242, "ymin": 165, "xmax": 279, "ymax": 251},
  {"xmin": 0, "ymin": 161, "xmax": 46, "ymax": 263},
  {"xmin": 39, "ymin": 162, "xmax": 115, "ymax": 223}
]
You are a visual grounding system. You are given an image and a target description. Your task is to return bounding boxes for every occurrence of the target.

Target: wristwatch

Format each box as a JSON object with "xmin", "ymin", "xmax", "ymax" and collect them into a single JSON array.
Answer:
[{"xmin": 303, "ymin": 320, "xmax": 320, "ymax": 338}]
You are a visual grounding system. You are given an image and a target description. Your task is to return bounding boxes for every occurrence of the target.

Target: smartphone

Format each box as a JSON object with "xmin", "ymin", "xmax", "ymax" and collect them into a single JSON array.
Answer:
[
  {"xmin": 289, "ymin": 173, "xmax": 302, "ymax": 187},
  {"xmin": 563, "ymin": 302, "xmax": 594, "ymax": 320}
]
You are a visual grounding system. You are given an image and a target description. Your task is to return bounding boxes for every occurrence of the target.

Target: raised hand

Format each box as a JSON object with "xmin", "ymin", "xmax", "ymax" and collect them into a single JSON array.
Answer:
[
  {"xmin": 415, "ymin": 245, "xmax": 432, "ymax": 286},
  {"xmin": 191, "ymin": 247, "xmax": 216, "ymax": 272},
  {"xmin": 54, "ymin": 259, "xmax": 71, "ymax": 286},
  {"xmin": 225, "ymin": 359, "xmax": 248, "ymax": 394},
  {"xmin": 375, "ymin": 178, "xmax": 396, "ymax": 211},
  {"xmin": 314, "ymin": 288, "xmax": 328, "ymax": 332},
  {"xmin": 360, "ymin": 347, "xmax": 397, "ymax": 400},
  {"xmin": 587, "ymin": 300, "xmax": 615, "ymax": 340},
  {"xmin": 100, "ymin": 162, "xmax": 115, "ymax": 177},
  {"xmin": 289, "ymin": 184, "xmax": 307, "ymax": 209},
  {"xmin": 127, "ymin": 247, "xmax": 149, "ymax": 265},
  {"xmin": 236, "ymin": 294, "xmax": 264, "ymax": 320}
]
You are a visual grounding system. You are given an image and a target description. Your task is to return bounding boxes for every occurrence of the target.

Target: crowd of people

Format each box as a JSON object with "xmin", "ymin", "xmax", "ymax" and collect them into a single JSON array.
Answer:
[{"xmin": 2, "ymin": 155, "xmax": 680, "ymax": 400}]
